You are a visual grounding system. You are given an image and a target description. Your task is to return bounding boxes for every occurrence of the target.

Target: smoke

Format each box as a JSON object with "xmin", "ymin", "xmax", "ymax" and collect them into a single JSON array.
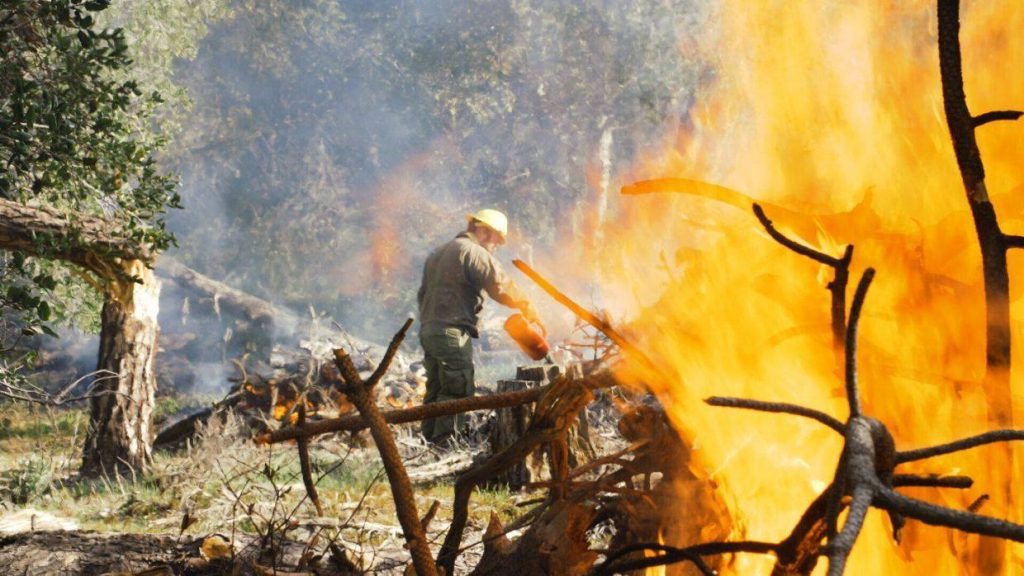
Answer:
[{"xmin": 161, "ymin": 1, "xmax": 709, "ymax": 340}]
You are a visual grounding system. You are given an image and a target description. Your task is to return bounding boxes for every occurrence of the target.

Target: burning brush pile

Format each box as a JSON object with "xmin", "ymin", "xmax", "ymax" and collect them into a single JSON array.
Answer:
[{"xmin": 254, "ymin": 2, "xmax": 1024, "ymax": 575}]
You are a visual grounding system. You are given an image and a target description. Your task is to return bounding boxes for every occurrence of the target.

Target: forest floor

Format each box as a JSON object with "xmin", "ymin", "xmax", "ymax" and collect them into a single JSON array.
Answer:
[{"xmin": 0, "ymin": 397, "xmax": 538, "ymax": 575}]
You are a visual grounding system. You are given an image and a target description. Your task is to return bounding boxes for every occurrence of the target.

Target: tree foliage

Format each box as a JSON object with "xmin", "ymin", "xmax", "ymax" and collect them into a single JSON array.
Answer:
[{"xmin": 0, "ymin": 0, "xmax": 190, "ymax": 375}]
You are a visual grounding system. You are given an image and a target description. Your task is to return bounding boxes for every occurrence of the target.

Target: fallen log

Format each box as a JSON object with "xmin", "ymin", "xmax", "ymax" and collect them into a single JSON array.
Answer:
[
  {"xmin": 258, "ymin": 371, "xmax": 616, "ymax": 445},
  {"xmin": 158, "ymin": 257, "xmax": 282, "ymax": 324}
]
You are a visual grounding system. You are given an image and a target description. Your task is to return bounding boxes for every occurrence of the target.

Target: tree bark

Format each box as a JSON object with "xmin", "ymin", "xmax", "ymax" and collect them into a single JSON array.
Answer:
[
  {"xmin": 937, "ymin": 0, "xmax": 1012, "ymax": 427},
  {"xmin": 0, "ymin": 199, "xmax": 162, "ymax": 476},
  {"xmin": 0, "ymin": 198, "xmax": 149, "ymax": 271},
  {"xmin": 80, "ymin": 260, "xmax": 161, "ymax": 476},
  {"xmin": 937, "ymin": 1, "xmax": 1013, "ymax": 570}
]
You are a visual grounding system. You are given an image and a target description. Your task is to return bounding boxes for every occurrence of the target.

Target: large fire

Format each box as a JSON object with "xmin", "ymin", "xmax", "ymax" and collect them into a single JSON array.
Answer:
[{"xmin": 578, "ymin": 1, "xmax": 1024, "ymax": 573}]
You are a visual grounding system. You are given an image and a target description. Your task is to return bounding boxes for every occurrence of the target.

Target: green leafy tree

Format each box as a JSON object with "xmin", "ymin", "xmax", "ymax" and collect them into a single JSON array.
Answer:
[{"xmin": 0, "ymin": 0, "xmax": 183, "ymax": 475}]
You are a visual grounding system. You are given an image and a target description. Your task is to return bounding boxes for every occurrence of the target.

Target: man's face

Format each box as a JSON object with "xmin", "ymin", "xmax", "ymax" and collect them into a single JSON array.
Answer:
[{"xmin": 477, "ymin": 226, "xmax": 503, "ymax": 253}]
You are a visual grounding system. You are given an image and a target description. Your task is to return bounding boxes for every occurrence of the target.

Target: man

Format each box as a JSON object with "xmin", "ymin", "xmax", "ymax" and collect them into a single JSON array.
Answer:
[{"xmin": 417, "ymin": 209, "xmax": 543, "ymax": 444}]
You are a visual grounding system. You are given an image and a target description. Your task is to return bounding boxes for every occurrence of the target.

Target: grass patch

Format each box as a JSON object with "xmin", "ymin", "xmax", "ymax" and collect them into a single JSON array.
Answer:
[{"xmin": 0, "ymin": 398, "xmax": 529, "ymax": 570}]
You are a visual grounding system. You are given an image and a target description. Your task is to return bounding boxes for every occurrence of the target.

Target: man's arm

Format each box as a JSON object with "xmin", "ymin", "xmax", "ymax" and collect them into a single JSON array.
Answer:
[{"xmin": 465, "ymin": 247, "xmax": 542, "ymax": 325}]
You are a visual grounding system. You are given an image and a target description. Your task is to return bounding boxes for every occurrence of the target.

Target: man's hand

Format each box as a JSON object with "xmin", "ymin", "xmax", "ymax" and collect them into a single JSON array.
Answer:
[{"xmin": 520, "ymin": 302, "xmax": 545, "ymax": 335}]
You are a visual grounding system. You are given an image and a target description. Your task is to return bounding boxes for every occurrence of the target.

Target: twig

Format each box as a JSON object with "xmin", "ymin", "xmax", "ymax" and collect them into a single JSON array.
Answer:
[
  {"xmin": 753, "ymin": 203, "xmax": 845, "ymax": 266},
  {"xmin": 590, "ymin": 541, "xmax": 777, "ymax": 575},
  {"xmin": 295, "ymin": 404, "xmax": 323, "ymax": 517},
  {"xmin": 972, "ymin": 110, "xmax": 1023, "ymax": 127},
  {"xmin": 419, "ymin": 500, "xmax": 440, "ymax": 532},
  {"xmin": 753, "ymin": 203, "xmax": 854, "ymax": 350},
  {"xmin": 0, "ymin": 370, "xmax": 123, "ymax": 406},
  {"xmin": 844, "ymin": 268, "xmax": 875, "ymax": 418},
  {"xmin": 896, "ymin": 429, "xmax": 1024, "ymax": 463},
  {"xmin": 1003, "ymin": 234, "xmax": 1024, "ymax": 249},
  {"xmin": 891, "ymin": 474, "xmax": 973, "ymax": 489},
  {"xmin": 705, "ymin": 396, "xmax": 845, "ymax": 433}
]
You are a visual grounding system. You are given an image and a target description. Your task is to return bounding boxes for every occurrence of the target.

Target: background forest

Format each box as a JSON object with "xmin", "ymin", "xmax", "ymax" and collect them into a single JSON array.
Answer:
[{"xmin": 161, "ymin": 0, "xmax": 711, "ymax": 341}]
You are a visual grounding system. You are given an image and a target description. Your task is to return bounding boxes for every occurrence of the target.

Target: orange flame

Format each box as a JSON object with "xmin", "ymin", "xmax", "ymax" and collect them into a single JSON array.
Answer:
[{"xmin": 571, "ymin": 2, "xmax": 1024, "ymax": 573}]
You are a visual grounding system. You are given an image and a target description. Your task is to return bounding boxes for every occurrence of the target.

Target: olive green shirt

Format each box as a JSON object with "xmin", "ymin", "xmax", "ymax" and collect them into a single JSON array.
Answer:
[{"xmin": 417, "ymin": 232, "xmax": 527, "ymax": 337}]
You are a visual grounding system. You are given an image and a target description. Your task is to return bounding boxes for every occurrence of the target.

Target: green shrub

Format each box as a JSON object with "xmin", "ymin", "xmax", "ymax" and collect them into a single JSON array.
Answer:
[{"xmin": 0, "ymin": 455, "xmax": 54, "ymax": 505}]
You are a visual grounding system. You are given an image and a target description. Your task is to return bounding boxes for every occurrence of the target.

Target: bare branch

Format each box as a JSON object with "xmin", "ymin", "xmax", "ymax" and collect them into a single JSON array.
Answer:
[
  {"xmin": 259, "ymin": 373, "xmax": 616, "ymax": 444},
  {"xmin": 845, "ymin": 268, "xmax": 875, "ymax": 418},
  {"xmin": 332, "ymin": 328, "xmax": 437, "ymax": 576},
  {"xmin": 891, "ymin": 474, "xmax": 973, "ymax": 489},
  {"xmin": 875, "ymin": 486, "xmax": 1024, "ymax": 542},
  {"xmin": 896, "ymin": 429, "xmax": 1024, "ymax": 463},
  {"xmin": 972, "ymin": 110, "xmax": 1023, "ymax": 127},
  {"xmin": 826, "ymin": 485, "xmax": 874, "ymax": 576},
  {"xmin": 0, "ymin": 370, "xmax": 123, "ymax": 406},
  {"xmin": 295, "ymin": 404, "xmax": 324, "ymax": 517},
  {"xmin": 753, "ymin": 203, "xmax": 844, "ymax": 266},
  {"xmin": 1003, "ymin": 234, "xmax": 1024, "ymax": 249},
  {"xmin": 590, "ymin": 541, "xmax": 777, "ymax": 576},
  {"xmin": 365, "ymin": 317, "xmax": 413, "ymax": 388},
  {"xmin": 706, "ymin": 396, "xmax": 845, "ymax": 433}
]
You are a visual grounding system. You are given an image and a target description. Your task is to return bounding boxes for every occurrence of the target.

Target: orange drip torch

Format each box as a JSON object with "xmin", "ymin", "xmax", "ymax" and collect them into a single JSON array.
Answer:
[{"xmin": 504, "ymin": 313, "xmax": 552, "ymax": 363}]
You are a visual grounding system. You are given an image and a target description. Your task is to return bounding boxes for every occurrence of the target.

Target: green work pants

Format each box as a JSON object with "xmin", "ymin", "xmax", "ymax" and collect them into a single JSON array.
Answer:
[{"xmin": 420, "ymin": 325, "xmax": 475, "ymax": 443}]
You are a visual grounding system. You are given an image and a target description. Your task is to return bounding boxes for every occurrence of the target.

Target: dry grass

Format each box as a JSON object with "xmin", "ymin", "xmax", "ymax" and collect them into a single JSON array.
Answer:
[{"xmin": 0, "ymin": 400, "xmax": 528, "ymax": 572}]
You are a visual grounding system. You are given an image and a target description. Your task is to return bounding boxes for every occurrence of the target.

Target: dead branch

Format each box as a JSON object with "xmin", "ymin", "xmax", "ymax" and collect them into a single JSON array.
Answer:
[
  {"xmin": 938, "ymin": 0, "xmax": 1014, "ymax": 429},
  {"xmin": 590, "ymin": 540, "xmax": 777, "ymax": 576},
  {"xmin": 896, "ymin": 429, "xmax": 1024, "ymax": 463},
  {"xmin": 702, "ymin": 268, "xmax": 1024, "ymax": 575},
  {"xmin": 1003, "ymin": 234, "xmax": 1024, "ymax": 249},
  {"xmin": 844, "ymin": 269, "xmax": 874, "ymax": 418},
  {"xmin": 263, "ymin": 387, "xmax": 543, "ymax": 445},
  {"xmin": 753, "ymin": 203, "xmax": 854, "ymax": 350},
  {"xmin": 620, "ymin": 178, "xmax": 876, "ymax": 251},
  {"xmin": 705, "ymin": 396, "xmax": 845, "ymax": 433},
  {"xmin": 419, "ymin": 500, "xmax": 440, "ymax": 532},
  {"xmin": 158, "ymin": 257, "xmax": 279, "ymax": 323},
  {"xmin": 937, "ymin": 9, "xmax": 1020, "ymax": 564},
  {"xmin": 436, "ymin": 374, "xmax": 593, "ymax": 575},
  {"xmin": 971, "ymin": 110, "xmax": 1022, "ymax": 127},
  {"xmin": 295, "ymin": 404, "xmax": 323, "ymax": 517},
  {"xmin": 259, "ymin": 371, "xmax": 616, "ymax": 444},
  {"xmin": 331, "ymin": 319, "xmax": 436, "ymax": 576},
  {"xmin": 890, "ymin": 474, "xmax": 973, "ymax": 489},
  {"xmin": 512, "ymin": 259, "xmax": 661, "ymax": 378}
]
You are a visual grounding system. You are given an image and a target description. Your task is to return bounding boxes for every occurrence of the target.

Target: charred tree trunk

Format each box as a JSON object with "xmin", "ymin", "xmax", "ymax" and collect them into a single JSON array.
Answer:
[
  {"xmin": 80, "ymin": 261, "xmax": 161, "ymax": 476},
  {"xmin": 937, "ymin": 0, "xmax": 1013, "ymax": 427},
  {"xmin": 937, "ymin": 1, "xmax": 1022, "ymax": 571}
]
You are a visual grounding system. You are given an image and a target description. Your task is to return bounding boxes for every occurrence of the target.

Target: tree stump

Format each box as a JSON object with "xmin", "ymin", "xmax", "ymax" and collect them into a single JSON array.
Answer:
[{"xmin": 489, "ymin": 364, "xmax": 594, "ymax": 489}]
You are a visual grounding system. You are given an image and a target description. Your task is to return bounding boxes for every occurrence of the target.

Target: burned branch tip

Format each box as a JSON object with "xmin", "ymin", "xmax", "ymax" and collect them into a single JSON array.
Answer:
[{"xmin": 972, "ymin": 110, "xmax": 1024, "ymax": 127}]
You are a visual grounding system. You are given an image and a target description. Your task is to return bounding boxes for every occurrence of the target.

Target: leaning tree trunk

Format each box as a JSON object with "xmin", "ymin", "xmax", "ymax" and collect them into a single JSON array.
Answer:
[
  {"xmin": 80, "ymin": 260, "xmax": 161, "ymax": 476},
  {"xmin": 0, "ymin": 198, "xmax": 162, "ymax": 476}
]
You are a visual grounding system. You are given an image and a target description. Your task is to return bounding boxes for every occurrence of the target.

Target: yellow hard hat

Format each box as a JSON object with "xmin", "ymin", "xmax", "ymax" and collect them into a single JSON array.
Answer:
[{"xmin": 466, "ymin": 208, "xmax": 508, "ymax": 240}]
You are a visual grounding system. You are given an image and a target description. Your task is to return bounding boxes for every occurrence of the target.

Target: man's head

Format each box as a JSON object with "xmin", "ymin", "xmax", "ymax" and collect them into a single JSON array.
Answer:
[{"xmin": 466, "ymin": 209, "xmax": 508, "ymax": 252}]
